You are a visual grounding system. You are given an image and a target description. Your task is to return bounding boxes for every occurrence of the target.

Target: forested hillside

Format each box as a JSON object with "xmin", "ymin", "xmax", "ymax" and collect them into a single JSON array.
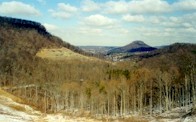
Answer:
[{"xmin": 0, "ymin": 16, "xmax": 196, "ymax": 121}]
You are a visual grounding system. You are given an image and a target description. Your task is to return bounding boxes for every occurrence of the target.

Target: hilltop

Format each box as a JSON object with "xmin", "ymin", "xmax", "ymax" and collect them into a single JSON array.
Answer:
[
  {"xmin": 0, "ymin": 16, "xmax": 91, "ymax": 58},
  {"xmin": 107, "ymin": 40, "xmax": 156, "ymax": 54},
  {"xmin": 0, "ymin": 16, "xmax": 106, "ymax": 86},
  {"xmin": 0, "ymin": 16, "xmax": 49, "ymax": 35}
]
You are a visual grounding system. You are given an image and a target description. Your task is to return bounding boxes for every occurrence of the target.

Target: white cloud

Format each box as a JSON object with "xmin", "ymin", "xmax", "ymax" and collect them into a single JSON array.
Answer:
[
  {"xmin": 78, "ymin": 27, "xmax": 103, "ymax": 35},
  {"xmin": 120, "ymin": 29, "xmax": 129, "ymax": 34},
  {"xmin": 43, "ymin": 23, "xmax": 59, "ymax": 31},
  {"xmin": 102, "ymin": 0, "xmax": 196, "ymax": 15},
  {"xmin": 128, "ymin": 0, "xmax": 172, "ymax": 14},
  {"xmin": 84, "ymin": 14, "xmax": 116, "ymax": 26},
  {"xmin": 146, "ymin": 16, "xmax": 182, "ymax": 28},
  {"xmin": 49, "ymin": 3, "xmax": 77, "ymax": 19},
  {"xmin": 50, "ymin": 10, "xmax": 72, "ymax": 19},
  {"xmin": 173, "ymin": 0, "xmax": 196, "ymax": 11},
  {"xmin": 149, "ymin": 16, "xmax": 162, "ymax": 24},
  {"xmin": 14, "ymin": 0, "xmax": 194, "ymax": 46},
  {"xmin": 105, "ymin": 1, "xmax": 129, "ymax": 14},
  {"xmin": 185, "ymin": 27, "xmax": 196, "ymax": 33},
  {"xmin": 123, "ymin": 14, "xmax": 145, "ymax": 22},
  {"xmin": 103, "ymin": 0, "xmax": 196, "ymax": 14},
  {"xmin": 82, "ymin": 0, "xmax": 100, "ymax": 12},
  {"xmin": 80, "ymin": 0, "xmax": 196, "ymax": 15},
  {"xmin": 42, "ymin": 23, "xmax": 67, "ymax": 40},
  {"xmin": 58, "ymin": 3, "xmax": 77, "ymax": 12},
  {"xmin": 146, "ymin": 14, "xmax": 196, "ymax": 29},
  {"xmin": 103, "ymin": 0, "xmax": 172, "ymax": 14},
  {"xmin": 169, "ymin": 17, "xmax": 179, "ymax": 23},
  {"xmin": 0, "ymin": 1, "xmax": 40, "ymax": 16}
]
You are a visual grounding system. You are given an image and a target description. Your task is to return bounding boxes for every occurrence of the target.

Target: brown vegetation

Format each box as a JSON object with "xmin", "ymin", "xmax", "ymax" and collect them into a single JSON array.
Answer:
[{"xmin": 0, "ymin": 16, "xmax": 196, "ymax": 121}]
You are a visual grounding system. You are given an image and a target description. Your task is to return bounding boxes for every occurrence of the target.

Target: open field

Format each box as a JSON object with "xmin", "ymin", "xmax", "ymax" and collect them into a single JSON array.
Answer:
[{"xmin": 36, "ymin": 48, "xmax": 97, "ymax": 61}]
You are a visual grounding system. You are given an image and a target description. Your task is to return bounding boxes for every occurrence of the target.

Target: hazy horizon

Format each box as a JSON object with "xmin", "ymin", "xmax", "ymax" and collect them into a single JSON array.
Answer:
[{"xmin": 0, "ymin": 0, "xmax": 196, "ymax": 46}]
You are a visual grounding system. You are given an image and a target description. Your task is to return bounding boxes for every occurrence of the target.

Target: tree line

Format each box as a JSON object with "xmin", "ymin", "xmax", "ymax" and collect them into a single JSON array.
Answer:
[
  {"xmin": 0, "ymin": 15, "xmax": 196, "ymax": 118},
  {"xmin": 1, "ymin": 52, "xmax": 195, "ymax": 117}
]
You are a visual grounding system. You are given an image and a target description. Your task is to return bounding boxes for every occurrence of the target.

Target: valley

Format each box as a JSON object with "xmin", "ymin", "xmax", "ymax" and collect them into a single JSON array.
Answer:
[
  {"xmin": 0, "ymin": 16, "xmax": 196, "ymax": 122},
  {"xmin": 80, "ymin": 41, "xmax": 157, "ymax": 62}
]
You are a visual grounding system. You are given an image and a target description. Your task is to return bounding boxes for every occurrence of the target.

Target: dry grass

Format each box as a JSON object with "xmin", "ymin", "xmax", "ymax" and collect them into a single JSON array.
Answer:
[
  {"xmin": 0, "ymin": 88, "xmax": 40, "ymax": 115},
  {"xmin": 0, "ymin": 88, "xmax": 23, "ymax": 103},
  {"xmin": 36, "ymin": 48, "xmax": 91, "ymax": 60},
  {"xmin": 0, "ymin": 88, "xmax": 27, "ymax": 113},
  {"xmin": 8, "ymin": 104, "xmax": 26, "ymax": 112}
]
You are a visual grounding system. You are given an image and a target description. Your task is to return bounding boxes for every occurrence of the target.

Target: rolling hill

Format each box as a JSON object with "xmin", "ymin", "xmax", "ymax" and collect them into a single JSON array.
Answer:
[
  {"xmin": 138, "ymin": 43, "xmax": 196, "ymax": 59},
  {"xmin": 107, "ymin": 40, "xmax": 156, "ymax": 54},
  {"xmin": 0, "ymin": 16, "xmax": 104, "ymax": 87},
  {"xmin": 0, "ymin": 16, "xmax": 91, "ymax": 58}
]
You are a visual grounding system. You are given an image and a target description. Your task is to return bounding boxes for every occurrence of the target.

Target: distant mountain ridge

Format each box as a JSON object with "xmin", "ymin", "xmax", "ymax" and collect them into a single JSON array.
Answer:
[
  {"xmin": 122, "ymin": 42, "xmax": 196, "ymax": 61},
  {"xmin": 107, "ymin": 40, "xmax": 156, "ymax": 54},
  {"xmin": 151, "ymin": 43, "xmax": 196, "ymax": 55}
]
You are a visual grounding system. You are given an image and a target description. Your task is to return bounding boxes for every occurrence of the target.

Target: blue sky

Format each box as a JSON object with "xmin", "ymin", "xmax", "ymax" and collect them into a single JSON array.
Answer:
[{"xmin": 0, "ymin": 0, "xmax": 196, "ymax": 46}]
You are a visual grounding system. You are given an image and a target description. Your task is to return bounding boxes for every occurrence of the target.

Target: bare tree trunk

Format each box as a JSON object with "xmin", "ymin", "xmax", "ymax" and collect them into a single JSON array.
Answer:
[
  {"xmin": 114, "ymin": 92, "xmax": 116, "ymax": 116},
  {"xmin": 66, "ymin": 91, "xmax": 69, "ymax": 110},
  {"xmin": 123, "ymin": 90, "xmax": 126, "ymax": 116},
  {"xmin": 140, "ymin": 83, "xmax": 143, "ymax": 115},
  {"xmin": 35, "ymin": 86, "xmax": 38, "ymax": 104},
  {"xmin": 185, "ymin": 75, "xmax": 188, "ymax": 112},
  {"xmin": 120, "ymin": 92, "xmax": 123, "ymax": 116},
  {"xmin": 182, "ymin": 87, "xmax": 185, "ymax": 107},
  {"xmin": 91, "ymin": 100, "xmax": 94, "ymax": 114},
  {"xmin": 80, "ymin": 93, "xmax": 84, "ymax": 110},
  {"xmin": 159, "ymin": 80, "xmax": 162, "ymax": 114},
  {"xmin": 168, "ymin": 86, "xmax": 171, "ymax": 110},
  {"xmin": 25, "ymin": 87, "xmax": 27, "ymax": 98},
  {"xmin": 192, "ymin": 68, "xmax": 196, "ymax": 110},
  {"xmin": 70, "ymin": 93, "xmax": 74, "ymax": 110},
  {"xmin": 134, "ymin": 86, "xmax": 136, "ymax": 114},
  {"xmin": 150, "ymin": 80, "xmax": 153, "ymax": 116},
  {"xmin": 29, "ymin": 88, "xmax": 32, "ymax": 99},
  {"xmin": 107, "ymin": 95, "xmax": 110, "ymax": 116},
  {"xmin": 44, "ymin": 91, "xmax": 47, "ymax": 113},
  {"xmin": 165, "ymin": 81, "xmax": 169, "ymax": 111}
]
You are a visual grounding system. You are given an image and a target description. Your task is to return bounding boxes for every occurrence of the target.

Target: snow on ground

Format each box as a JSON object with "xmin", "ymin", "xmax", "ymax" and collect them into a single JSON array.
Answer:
[
  {"xmin": 149, "ymin": 106, "xmax": 196, "ymax": 122},
  {"xmin": 36, "ymin": 113, "xmax": 102, "ymax": 122},
  {"xmin": 0, "ymin": 95, "xmax": 41, "ymax": 122},
  {"xmin": 183, "ymin": 116, "xmax": 196, "ymax": 122},
  {"xmin": 0, "ymin": 88, "xmax": 101, "ymax": 122},
  {"xmin": 1, "ymin": 88, "xmax": 196, "ymax": 122}
]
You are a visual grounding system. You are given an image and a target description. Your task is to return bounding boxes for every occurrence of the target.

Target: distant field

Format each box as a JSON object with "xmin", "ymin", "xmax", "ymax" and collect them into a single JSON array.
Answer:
[{"xmin": 36, "ymin": 48, "xmax": 94, "ymax": 60}]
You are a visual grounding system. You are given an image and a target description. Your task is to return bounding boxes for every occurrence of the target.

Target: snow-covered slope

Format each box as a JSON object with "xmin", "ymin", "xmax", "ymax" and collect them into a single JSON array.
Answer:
[
  {"xmin": 1, "ymin": 88, "xmax": 196, "ymax": 122},
  {"xmin": 0, "ymin": 88, "xmax": 101, "ymax": 122},
  {"xmin": 150, "ymin": 106, "xmax": 196, "ymax": 122},
  {"xmin": 0, "ymin": 88, "xmax": 41, "ymax": 122}
]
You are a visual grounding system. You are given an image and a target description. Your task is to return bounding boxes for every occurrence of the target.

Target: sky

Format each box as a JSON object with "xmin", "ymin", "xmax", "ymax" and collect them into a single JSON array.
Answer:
[{"xmin": 0, "ymin": 0, "xmax": 196, "ymax": 46}]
